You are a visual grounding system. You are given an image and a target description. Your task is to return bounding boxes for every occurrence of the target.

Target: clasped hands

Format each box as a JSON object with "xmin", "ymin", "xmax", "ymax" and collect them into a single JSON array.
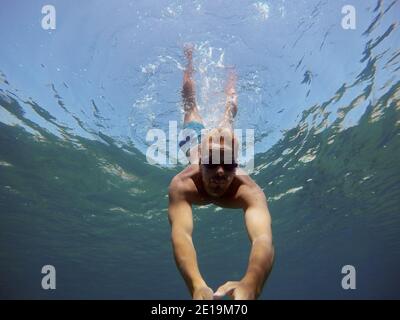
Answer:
[{"xmin": 192, "ymin": 280, "xmax": 258, "ymax": 300}]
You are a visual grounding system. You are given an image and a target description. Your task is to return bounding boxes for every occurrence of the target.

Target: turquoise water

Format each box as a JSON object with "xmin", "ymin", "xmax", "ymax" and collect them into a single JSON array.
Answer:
[{"xmin": 1, "ymin": 0, "xmax": 399, "ymax": 299}]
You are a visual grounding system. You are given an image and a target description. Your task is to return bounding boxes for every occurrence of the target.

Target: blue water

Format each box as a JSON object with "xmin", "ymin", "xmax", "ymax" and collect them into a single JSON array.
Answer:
[{"xmin": 0, "ymin": 0, "xmax": 399, "ymax": 299}]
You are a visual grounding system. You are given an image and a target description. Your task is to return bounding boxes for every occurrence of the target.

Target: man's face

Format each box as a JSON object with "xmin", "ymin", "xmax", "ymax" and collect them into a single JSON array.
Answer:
[{"xmin": 200, "ymin": 146, "xmax": 237, "ymax": 197}]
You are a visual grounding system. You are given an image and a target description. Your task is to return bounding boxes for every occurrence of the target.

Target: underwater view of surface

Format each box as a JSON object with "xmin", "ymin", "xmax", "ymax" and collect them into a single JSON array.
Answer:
[{"xmin": 0, "ymin": 0, "xmax": 399, "ymax": 299}]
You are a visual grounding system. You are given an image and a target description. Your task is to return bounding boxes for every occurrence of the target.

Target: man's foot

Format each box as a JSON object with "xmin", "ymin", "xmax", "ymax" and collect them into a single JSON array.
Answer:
[{"xmin": 184, "ymin": 43, "xmax": 194, "ymax": 62}]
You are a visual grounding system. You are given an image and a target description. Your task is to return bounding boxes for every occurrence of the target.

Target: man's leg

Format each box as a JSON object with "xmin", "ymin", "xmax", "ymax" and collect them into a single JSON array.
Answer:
[
  {"xmin": 182, "ymin": 45, "xmax": 203, "ymax": 125},
  {"xmin": 219, "ymin": 68, "xmax": 238, "ymax": 129},
  {"xmin": 180, "ymin": 45, "xmax": 204, "ymax": 163}
]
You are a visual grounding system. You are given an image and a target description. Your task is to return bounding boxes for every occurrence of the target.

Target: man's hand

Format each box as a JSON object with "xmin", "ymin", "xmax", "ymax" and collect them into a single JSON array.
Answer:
[
  {"xmin": 213, "ymin": 280, "xmax": 257, "ymax": 300},
  {"xmin": 192, "ymin": 285, "xmax": 214, "ymax": 300}
]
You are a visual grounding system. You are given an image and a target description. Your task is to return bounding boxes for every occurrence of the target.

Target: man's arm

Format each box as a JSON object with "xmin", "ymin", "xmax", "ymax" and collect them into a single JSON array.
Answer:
[
  {"xmin": 214, "ymin": 187, "xmax": 274, "ymax": 300},
  {"xmin": 241, "ymin": 189, "xmax": 274, "ymax": 297},
  {"xmin": 168, "ymin": 179, "xmax": 213, "ymax": 299}
]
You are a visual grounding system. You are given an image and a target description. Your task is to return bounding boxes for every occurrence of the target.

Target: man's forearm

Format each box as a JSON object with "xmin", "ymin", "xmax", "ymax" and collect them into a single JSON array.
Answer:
[
  {"xmin": 242, "ymin": 236, "xmax": 274, "ymax": 297},
  {"xmin": 171, "ymin": 230, "xmax": 206, "ymax": 294}
]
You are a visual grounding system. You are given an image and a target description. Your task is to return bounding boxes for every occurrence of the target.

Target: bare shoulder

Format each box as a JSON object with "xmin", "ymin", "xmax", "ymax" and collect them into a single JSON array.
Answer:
[
  {"xmin": 235, "ymin": 171, "xmax": 267, "ymax": 206},
  {"xmin": 168, "ymin": 165, "xmax": 199, "ymax": 200},
  {"xmin": 168, "ymin": 175, "xmax": 188, "ymax": 199}
]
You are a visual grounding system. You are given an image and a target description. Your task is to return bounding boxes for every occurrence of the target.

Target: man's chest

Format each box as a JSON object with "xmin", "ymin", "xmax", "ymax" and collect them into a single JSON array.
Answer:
[{"xmin": 190, "ymin": 193, "xmax": 243, "ymax": 209}]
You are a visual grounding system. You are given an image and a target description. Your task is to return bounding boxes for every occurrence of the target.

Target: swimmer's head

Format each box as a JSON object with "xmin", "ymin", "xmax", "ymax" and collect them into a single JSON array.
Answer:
[{"xmin": 199, "ymin": 127, "xmax": 238, "ymax": 197}]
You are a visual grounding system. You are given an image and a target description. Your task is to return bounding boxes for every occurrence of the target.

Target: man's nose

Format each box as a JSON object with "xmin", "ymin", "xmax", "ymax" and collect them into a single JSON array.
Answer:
[{"xmin": 216, "ymin": 165, "xmax": 225, "ymax": 176}]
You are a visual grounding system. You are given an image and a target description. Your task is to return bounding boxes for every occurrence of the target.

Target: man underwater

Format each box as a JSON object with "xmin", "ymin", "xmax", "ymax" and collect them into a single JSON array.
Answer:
[{"xmin": 168, "ymin": 45, "xmax": 274, "ymax": 300}]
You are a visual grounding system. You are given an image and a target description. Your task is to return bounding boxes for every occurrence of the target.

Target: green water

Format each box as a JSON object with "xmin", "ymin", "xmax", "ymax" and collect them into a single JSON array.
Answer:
[{"xmin": 1, "ymin": 84, "xmax": 399, "ymax": 298}]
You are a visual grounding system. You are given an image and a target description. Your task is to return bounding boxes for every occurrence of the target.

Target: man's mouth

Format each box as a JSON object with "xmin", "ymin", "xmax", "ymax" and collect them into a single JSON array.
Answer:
[{"xmin": 211, "ymin": 180, "xmax": 225, "ymax": 186}]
